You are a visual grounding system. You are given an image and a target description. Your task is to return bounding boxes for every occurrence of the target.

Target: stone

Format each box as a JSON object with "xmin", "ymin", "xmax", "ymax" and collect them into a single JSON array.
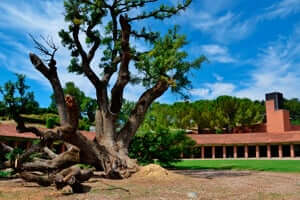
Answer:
[{"xmin": 187, "ymin": 192, "xmax": 198, "ymax": 199}]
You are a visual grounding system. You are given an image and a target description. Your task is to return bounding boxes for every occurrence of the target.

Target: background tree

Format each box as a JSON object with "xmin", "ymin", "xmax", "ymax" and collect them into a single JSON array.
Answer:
[
  {"xmin": 0, "ymin": 74, "xmax": 39, "ymax": 131},
  {"xmin": 141, "ymin": 102, "xmax": 174, "ymax": 131},
  {"xmin": 171, "ymin": 102, "xmax": 194, "ymax": 129},
  {"xmin": 0, "ymin": 101, "xmax": 6, "ymax": 117},
  {"xmin": 138, "ymin": 96, "xmax": 265, "ymax": 134},
  {"xmin": 234, "ymin": 98, "xmax": 264, "ymax": 128},
  {"xmin": 50, "ymin": 81, "xmax": 98, "ymax": 123},
  {"xmin": 81, "ymin": 96, "xmax": 97, "ymax": 122},
  {"xmin": 191, "ymin": 100, "xmax": 215, "ymax": 132},
  {"xmin": 284, "ymin": 98, "xmax": 300, "ymax": 124}
]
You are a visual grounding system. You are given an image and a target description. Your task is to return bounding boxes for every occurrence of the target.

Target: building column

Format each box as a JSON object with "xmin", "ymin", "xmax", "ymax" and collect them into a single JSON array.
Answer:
[
  {"xmin": 244, "ymin": 145, "xmax": 248, "ymax": 159},
  {"xmin": 234, "ymin": 145, "xmax": 237, "ymax": 159},
  {"xmin": 290, "ymin": 144, "xmax": 295, "ymax": 158},
  {"xmin": 278, "ymin": 144, "xmax": 283, "ymax": 158},
  {"xmin": 267, "ymin": 144, "xmax": 271, "ymax": 158},
  {"xmin": 212, "ymin": 146, "xmax": 215, "ymax": 159},
  {"xmin": 223, "ymin": 146, "xmax": 226, "ymax": 159},
  {"xmin": 256, "ymin": 145, "xmax": 260, "ymax": 159},
  {"xmin": 201, "ymin": 146, "xmax": 205, "ymax": 159}
]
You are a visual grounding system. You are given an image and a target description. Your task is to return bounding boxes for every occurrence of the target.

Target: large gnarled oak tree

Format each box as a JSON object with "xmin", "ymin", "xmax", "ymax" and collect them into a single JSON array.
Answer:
[{"xmin": 3, "ymin": 0, "xmax": 206, "ymax": 188}]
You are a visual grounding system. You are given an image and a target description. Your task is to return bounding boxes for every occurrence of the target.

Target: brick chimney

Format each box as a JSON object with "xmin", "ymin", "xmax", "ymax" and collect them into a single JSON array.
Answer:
[{"xmin": 266, "ymin": 92, "xmax": 291, "ymax": 133}]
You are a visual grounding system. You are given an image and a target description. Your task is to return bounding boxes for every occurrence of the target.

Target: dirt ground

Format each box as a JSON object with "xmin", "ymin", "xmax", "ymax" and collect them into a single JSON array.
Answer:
[{"xmin": 1, "ymin": 164, "xmax": 300, "ymax": 200}]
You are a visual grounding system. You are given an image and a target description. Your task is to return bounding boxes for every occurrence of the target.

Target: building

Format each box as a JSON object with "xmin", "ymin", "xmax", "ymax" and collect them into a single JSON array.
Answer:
[
  {"xmin": 1, "ymin": 92, "xmax": 300, "ymax": 159},
  {"xmin": 188, "ymin": 92, "xmax": 300, "ymax": 159}
]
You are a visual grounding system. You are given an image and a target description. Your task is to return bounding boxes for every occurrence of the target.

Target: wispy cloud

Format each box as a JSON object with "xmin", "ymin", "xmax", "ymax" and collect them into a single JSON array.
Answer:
[
  {"xmin": 190, "ymin": 82, "xmax": 236, "ymax": 99},
  {"xmin": 235, "ymin": 26, "xmax": 300, "ymax": 100},
  {"xmin": 190, "ymin": 24, "xmax": 300, "ymax": 100},
  {"xmin": 172, "ymin": 0, "xmax": 300, "ymax": 44},
  {"xmin": 181, "ymin": 9, "xmax": 254, "ymax": 43},
  {"xmin": 192, "ymin": 44, "xmax": 237, "ymax": 63},
  {"xmin": 263, "ymin": 0, "xmax": 300, "ymax": 19},
  {"xmin": 213, "ymin": 73, "xmax": 224, "ymax": 81}
]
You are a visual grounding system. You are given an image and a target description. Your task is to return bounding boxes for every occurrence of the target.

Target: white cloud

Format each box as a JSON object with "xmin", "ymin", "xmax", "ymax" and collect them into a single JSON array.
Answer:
[
  {"xmin": 213, "ymin": 73, "xmax": 224, "ymax": 81},
  {"xmin": 194, "ymin": 44, "xmax": 236, "ymax": 63},
  {"xmin": 263, "ymin": 0, "xmax": 300, "ymax": 19},
  {"xmin": 0, "ymin": 52, "xmax": 5, "ymax": 61},
  {"xmin": 172, "ymin": 0, "xmax": 300, "ymax": 43},
  {"xmin": 235, "ymin": 26, "xmax": 300, "ymax": 100},
  {"xmin": 174, "ymin": 2, "xmax": 255, "ymax": 43},
  {"xmin": 193, "ymin": 26, "xmax": 300, "ymax": 101},
  {"xmin": 190, "ymin": 82, "xmax": 236, "ymax": 99},
  {"xmin": 190, "ymin": 88, "xmax": 210, "ymax": 97}
]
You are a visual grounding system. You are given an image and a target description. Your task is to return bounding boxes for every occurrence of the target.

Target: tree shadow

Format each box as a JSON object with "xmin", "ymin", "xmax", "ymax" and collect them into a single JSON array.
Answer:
[{"xmin": 173, "ymin": 169, "xmax": 252, "ymax": 179}]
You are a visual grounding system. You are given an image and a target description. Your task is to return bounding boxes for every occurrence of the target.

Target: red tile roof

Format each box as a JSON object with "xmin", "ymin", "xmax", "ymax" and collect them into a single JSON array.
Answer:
[
  {"xmin": 188, "ymin": 131, "xmax": 300, "ymax": 145},
  {"xmin": 0, "ymin": 123, "xmax": 96, "ymax": 141}
]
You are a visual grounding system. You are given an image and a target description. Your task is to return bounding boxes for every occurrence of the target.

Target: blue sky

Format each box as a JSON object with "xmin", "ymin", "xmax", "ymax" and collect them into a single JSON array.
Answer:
[{"xmin": 1, "ymin": 0, "xmax": 300, "ymax": 107}]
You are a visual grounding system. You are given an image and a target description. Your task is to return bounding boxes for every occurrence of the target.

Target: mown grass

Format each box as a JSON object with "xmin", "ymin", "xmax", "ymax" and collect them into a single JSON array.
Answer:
[{"xmin": 172, "ymin": 159, "xmax": 300, "ymax": 172}]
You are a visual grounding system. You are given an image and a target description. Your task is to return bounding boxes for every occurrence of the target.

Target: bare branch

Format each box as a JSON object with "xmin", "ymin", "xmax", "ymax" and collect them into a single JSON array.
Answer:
[{"xmin": 29, "ymin": 34, "xmax": 58, "ymax": 64}]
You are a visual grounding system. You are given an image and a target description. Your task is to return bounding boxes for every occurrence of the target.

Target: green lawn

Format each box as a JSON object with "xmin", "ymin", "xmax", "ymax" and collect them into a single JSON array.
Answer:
[{"xmin": 172, "ymin": 160, "xmax": 300, "ymax": 173}]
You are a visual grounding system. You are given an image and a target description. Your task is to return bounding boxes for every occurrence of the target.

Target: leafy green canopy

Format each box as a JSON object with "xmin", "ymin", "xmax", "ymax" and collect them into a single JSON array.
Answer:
[
  {"xmin": 58, "ymin": 0, "xmax": 204, "ymax": 103},
  {"xmin": 135, "ymin": 28, "xmax": 206, "ymax": 97},
  {"xmin": 141, "ymin": 96, "xmax": 265, "ymax": 133},
  {"xmin": 284, "ymin": 98, "xmax": 300, "ymax": 125}
]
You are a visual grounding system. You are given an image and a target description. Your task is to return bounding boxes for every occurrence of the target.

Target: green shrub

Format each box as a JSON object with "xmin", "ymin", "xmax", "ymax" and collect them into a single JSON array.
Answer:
[
  {"xmin": 79, "ymin": 119, "xmax": 90, "ymax": 131},
  {"xmin": 46, "ymin": 117, "xmax": 56, "ymax": 128},
  {"xmin": 0, "ymin": 170, "xmax": 12, "ymax": 178},
  {"xmin": 77, "ymin": 163, "xmax": 94, "ymax": 169},
  {"xmin": 129, "ymin": 127, "xmax": 196, "ymax": 167},
  {"xmin": 5, "ymin": 148, "xmax": 24, "ymax": 162}
]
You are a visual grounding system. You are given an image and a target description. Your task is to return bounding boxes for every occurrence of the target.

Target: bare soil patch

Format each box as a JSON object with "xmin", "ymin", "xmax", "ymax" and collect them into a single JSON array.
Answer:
[{"xmin": 1, "ymin": 164, "xmax": 300, "ymax": 200}]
